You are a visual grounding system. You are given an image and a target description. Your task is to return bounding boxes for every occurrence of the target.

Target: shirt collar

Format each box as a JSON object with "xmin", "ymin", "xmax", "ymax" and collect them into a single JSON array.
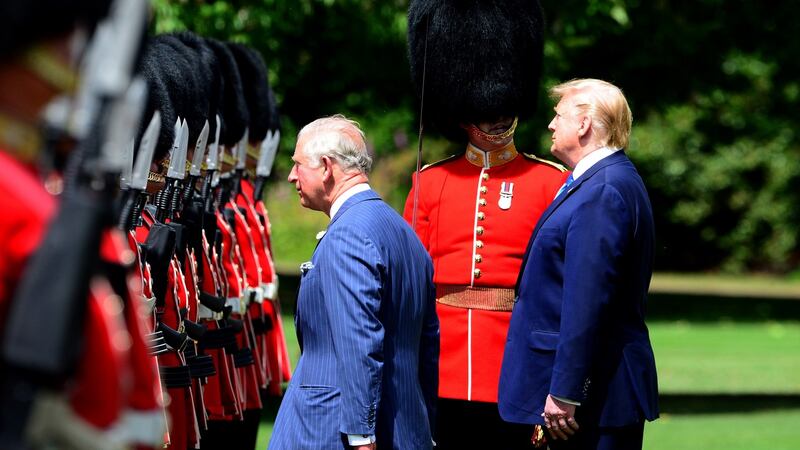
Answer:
[
  {"xmin": 330, "ymin": 183, "xmax": 371, "ymax": 221},
  {"xmin": 572, "ymin": 147, "xmax": 621, "ymax": 180}
]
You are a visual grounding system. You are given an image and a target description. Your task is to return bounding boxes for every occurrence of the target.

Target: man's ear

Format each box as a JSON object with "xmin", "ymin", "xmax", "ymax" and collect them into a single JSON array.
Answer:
[
  {"xmin": 320, "ymin": 155, "xmax": 334, "ymax": 182},
  {"xmin": 577, "ymin": 115, "xmax": 592, "ymax": 138}
]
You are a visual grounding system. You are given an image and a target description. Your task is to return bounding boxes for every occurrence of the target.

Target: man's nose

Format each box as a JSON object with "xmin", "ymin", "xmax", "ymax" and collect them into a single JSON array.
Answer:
[
  {"xmin": 287, "ymin": 166, "xmax": 297, "ymax": 183},
  {"xmin": 548, "ymin": 119, "xmax": 556, "ymax": 132}
]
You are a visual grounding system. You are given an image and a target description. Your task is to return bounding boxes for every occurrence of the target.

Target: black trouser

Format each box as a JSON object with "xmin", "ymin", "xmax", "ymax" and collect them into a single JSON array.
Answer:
[
  {"xmin": 547, "ymin": 421, "xmax": 644, "ymax": 450},
  {"xmin": 435, "ymin": 398, "xmax": 538, "ymax": 450}
]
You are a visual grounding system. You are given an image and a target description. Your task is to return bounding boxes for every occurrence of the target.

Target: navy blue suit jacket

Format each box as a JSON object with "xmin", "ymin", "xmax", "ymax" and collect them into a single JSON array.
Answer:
[
  {"xmin": 498, "ymin": 151, "xmax": 659, "ymax": 428},
  {"xmin": 270, "ymin": 189, "xmax": 439, "ymax": 450}
]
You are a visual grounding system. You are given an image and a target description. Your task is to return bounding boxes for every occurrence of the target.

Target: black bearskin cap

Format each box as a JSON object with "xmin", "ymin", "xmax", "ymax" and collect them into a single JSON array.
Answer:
[
  {"xmin": 1, "ymin": 0, "xmax": 111, "ymax": 60},
  {"xmin": 408, "ymin": 0, "xmax": 545, "ymax": 141},
  {"xmin": 173, "ymin": 31, "xmax": 221, "ymax": 140},
  {"xmin": 150, "ymin": 34, "xmax": 208, "ymax": 148},
  {"xmin": 205, "ymin": 38, "xmax": 249, "ymax": 147},
  {"xmin": 136, "ymin": 45, "xmax": 174, "ymax": 163},
  {"xmin": 227, "ymin": 43, "xmax": 276, "ymax": 144}
]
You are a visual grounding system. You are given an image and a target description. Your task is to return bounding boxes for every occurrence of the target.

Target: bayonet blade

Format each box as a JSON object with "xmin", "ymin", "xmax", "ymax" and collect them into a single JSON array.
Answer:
[
  {"xmin": 130, "ymin": 111, "xmax": 161, "ymax": 190},
  {"xmin": 236, "ymin": 128, "xmax": 249, "ymax": 170},
  {"xmin": 120, "ymin": 139, "xmax": 134, "ymax": 188},
  {"xmin": 190, "ymin": 120, "xmax": 209, "ymax": 176},
  {"xmin": 257, "ymin": 129, "xmax": 280, "ymax": 177},
  {"xmin": 205, "ymin": 114, "xmax": 221, "ymax": 171},
  {"xmin": 167, "ymin": 118, "xmax": 188, "ymax": 180}
]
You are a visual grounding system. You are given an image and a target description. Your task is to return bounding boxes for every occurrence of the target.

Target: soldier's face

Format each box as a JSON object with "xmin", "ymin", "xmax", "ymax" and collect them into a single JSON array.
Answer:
[
  {"xmin": 477, "ymin": 117, "xmax": 514, "ymax": 135},
  {"xmin": 288, "ymin": 142, "xmax": 325, "ymax": 211}
]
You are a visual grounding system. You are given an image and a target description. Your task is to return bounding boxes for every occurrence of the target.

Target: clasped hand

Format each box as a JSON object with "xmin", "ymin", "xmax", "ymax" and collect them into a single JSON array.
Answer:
[{"xmin": 541, "ymin": 394, "xmax": 580, "ymax": 440}]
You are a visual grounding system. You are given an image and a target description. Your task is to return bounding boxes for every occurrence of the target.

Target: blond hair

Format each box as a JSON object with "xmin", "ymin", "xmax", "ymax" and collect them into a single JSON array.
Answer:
[
  {"xmin": 550, "ymin": 79, "xmax": 632, "ymax": 150},
  {"xmin": 297, "ymin": 114, "xmax": 372, "ymax": 173}
]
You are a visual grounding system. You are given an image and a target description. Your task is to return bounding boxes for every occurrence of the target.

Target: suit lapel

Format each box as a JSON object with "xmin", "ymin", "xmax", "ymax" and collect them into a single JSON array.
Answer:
[{"xmin": 514, "ymin": 151, "xmax": 629, "ymax": 294}]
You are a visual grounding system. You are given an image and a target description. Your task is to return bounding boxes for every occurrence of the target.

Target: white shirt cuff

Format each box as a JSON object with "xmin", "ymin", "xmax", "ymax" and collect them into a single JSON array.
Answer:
[
  {"xmin": 553, "ymin": 395, "xmax": 581, "ymax": 406},
  {"xmin": 347, "ymin": 434, "xmax": 376, "ymax": 446}
]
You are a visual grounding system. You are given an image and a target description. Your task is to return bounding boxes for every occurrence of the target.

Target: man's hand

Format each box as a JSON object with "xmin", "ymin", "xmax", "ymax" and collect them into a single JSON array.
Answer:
[
  {"xmin": 541, "ymin": 394, "xmax": 580, "ymax": 440},
  {"xmin": 353, "ymin": 444, "xmax": 376, "ymax": 450}
]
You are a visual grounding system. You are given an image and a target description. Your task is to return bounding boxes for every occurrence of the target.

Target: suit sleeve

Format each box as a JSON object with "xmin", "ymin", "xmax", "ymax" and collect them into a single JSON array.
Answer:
[
  {"xmin": 550, "ymin": 183, "xmax": 630, "ymax": 401},
  {"xmin": 418, "ymin": 261, "xmax": 439, "ymax": 434},
  {"xmin": 318, "ymin": 227, "xmax": 385, "ymax": 436},
  {"xmin": 402, "ymin": 173, "xmax": 431, "ymax": 248}
]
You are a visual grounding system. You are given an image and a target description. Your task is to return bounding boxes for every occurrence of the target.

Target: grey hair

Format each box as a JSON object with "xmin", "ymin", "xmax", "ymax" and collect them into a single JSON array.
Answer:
[{"xmin": 297, "ymin": 114, "xmax": 373, "ymax": 174}]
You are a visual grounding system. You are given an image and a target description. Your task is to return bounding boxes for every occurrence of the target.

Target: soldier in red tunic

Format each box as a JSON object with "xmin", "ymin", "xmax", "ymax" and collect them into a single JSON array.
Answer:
[
  {"xmin": 0, "ymin": 1, "xmax": 163, "ymax": 448},
  {"xmin": 404, "ymin": 1, "xmax": 568, "ymax": 448}
]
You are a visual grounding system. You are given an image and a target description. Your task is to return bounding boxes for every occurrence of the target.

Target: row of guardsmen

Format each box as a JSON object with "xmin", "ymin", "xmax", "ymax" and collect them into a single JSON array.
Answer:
[{"xmin": 0, "ymin": 0, "xmax": 291, "ymax": 449}]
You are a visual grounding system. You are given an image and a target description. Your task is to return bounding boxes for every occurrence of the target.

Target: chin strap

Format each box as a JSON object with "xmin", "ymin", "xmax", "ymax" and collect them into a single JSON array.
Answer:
[{"xmin": 463, "ymin": 116, "xmax": 519, "ymax": 145}]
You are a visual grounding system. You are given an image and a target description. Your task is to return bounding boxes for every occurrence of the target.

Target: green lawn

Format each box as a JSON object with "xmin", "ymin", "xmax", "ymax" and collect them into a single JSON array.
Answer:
[
  {"xmin": 256, "ymin": 316, "xmax": 800, "ymax": 448},
  {"xmin": 650, "ymin": 321, "xmax": 800, "ymax": 393},
  {"xmin": 643, "ymin": 409, "xmax": 800, "ymax": 450}
]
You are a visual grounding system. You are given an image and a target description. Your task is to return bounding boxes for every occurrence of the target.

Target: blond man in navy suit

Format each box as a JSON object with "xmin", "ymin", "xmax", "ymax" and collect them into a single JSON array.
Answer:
[{"xmin": 499, "ymin": 80, "xmax": 659, "ymax": 450}]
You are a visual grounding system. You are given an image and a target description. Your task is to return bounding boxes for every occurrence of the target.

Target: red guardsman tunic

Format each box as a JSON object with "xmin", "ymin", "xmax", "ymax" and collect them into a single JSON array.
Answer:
[
  {"xmin": 239, "ymin": 178, "xmax": 292, "ymax": 392},
  {"xmin": 403, "ymin": 143, "xmax": 567, "ymax": 403},
  {"xmin": 0, "ymin": 151, "xmax": 129, "ymax": 430}
]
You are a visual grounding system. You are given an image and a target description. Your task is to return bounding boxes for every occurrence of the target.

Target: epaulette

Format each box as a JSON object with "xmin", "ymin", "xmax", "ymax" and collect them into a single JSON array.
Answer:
[
  {"xmin": 420, "ymin": 153, "xmax": 461, "ymax": 171},
  {"xmin": 522, "ymin": 153, "xmax": 568, "ymax": 172}
]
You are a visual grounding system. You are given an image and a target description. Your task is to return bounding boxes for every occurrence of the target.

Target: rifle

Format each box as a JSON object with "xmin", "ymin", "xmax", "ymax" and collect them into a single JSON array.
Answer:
[{"xmin": 0, "ymin": 0, "xmax": 149, "ymax": 447}]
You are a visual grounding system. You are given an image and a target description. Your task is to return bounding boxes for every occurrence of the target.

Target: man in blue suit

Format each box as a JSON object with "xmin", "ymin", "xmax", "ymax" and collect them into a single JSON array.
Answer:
[
  {"xmin": 498, "ymin": 79, "xmax": 659, "ymax": 450},
  {"xmin": 270, "ymin": 115, "xmax": 439, "ymax": 450}
]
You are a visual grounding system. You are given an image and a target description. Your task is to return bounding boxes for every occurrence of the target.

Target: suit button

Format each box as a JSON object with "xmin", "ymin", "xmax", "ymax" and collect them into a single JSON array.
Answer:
[
  {"xmin": 474, "ymin": 254, "xmax": 482, "ymax": 263},
  {"xmin": 479, "ymin": 199, "xmax": 487, "ymax": 206},
  {"xmin": 473, "ymin": 269, "xmax": 482, "ymax": 278},
  {"xmin": 477, "ymin": 212, "xmax": 485, "ymax": 220},
  {"xmin": 475, "ymin": 240, "xmax": 484, "ymax": 248},
  {"xmin": 476, "ymin": 226, "xmax": 484, "ymax": 235},
  {"xmin": 482, "ymin": 173, "xmax": 489, "ymax": 181},
  {"xmin": 480, "ymin": 186, "xmax": 488, "ymax": 194}
]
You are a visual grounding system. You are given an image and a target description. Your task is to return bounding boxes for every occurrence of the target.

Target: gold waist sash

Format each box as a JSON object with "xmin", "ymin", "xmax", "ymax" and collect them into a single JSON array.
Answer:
[{"xmin": 436, "ymin": 285, "xmax": 515, "ymax": 312}]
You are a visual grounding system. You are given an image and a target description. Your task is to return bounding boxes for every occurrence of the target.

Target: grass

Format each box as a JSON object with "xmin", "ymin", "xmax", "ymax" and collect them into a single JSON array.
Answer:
[
  {"xmin": 643, "ymin": 409, "xmax": 800, "ymax": 450},
  {"xmin": 254, "ymin": 315, "xmax": 800, "ymax": 447},
  {"xmin": 650, "ymin": 321, "xmax": 800, "ymax": 394}
]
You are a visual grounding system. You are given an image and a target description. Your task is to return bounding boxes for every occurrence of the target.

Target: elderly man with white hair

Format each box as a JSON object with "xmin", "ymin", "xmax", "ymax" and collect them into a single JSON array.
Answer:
[{"xmin": 270, "ymin": 115, "xmax": 440, "ymax": 450}]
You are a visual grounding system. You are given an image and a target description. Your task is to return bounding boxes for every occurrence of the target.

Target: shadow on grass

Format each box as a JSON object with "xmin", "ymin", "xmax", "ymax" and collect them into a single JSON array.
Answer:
[
  {"xmin": 660, "ymin": 394, "xmax": 800, "ymax": 414},
  {"xmin": 648, "ymin": 293, "xmax": 800, "ymax": 322}
]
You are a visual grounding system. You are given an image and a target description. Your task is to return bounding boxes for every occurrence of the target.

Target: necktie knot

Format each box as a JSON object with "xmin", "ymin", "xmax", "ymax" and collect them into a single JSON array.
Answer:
[{"xmin": 554, "ymin": 173, "xmax": 575, "ymax": 199}]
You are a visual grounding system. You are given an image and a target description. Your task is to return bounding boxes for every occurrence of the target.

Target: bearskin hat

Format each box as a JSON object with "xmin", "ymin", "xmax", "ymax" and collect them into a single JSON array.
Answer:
[
  {"xmin": 173, "ymin": 31, "xmax": 222, "ymax": 140},
  {"xmin": 408, "ymin": 0, "xmax": 545, "ymax": 141},
  {"xmin": 136, "ymin": 39, "xmax": 177, "ymax": 163},
  {"xmin": 205, "ymin": 38, "xmax": 249, "ymax": 148},
  {"xmin": 150, "ymin": 34, "xmax": 208, "ymax": 148},
  {"xmin": 227, "ymin": 43, "xmax": 276, "ymax": 144}
]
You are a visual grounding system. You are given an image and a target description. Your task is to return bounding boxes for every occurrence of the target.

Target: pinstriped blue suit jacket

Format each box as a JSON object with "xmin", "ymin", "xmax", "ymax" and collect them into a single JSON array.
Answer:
[{"xmin": 270, "ymin": 189, "xmax": 439, "ymax": 450}]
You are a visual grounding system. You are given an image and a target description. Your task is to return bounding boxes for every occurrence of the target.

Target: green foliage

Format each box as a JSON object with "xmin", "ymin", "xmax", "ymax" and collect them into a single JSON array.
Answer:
[{"xmin": 152, "ymin": 0, "xmax": 800, "ymax": 273}]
